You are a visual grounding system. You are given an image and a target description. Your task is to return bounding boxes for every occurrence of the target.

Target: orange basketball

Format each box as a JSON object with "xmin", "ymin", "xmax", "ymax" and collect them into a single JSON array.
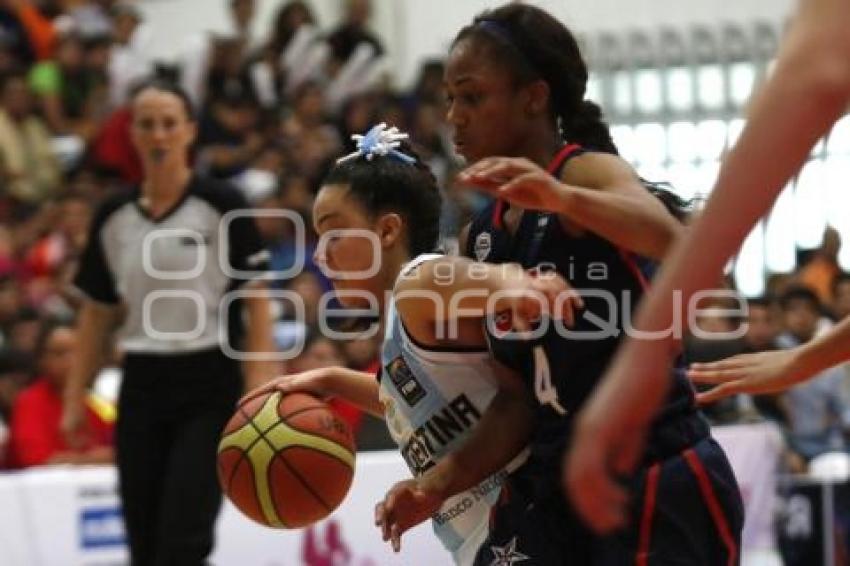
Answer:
[{"xmin": 217, "ymin": 391, "xmax": 356, "ymax": 529}]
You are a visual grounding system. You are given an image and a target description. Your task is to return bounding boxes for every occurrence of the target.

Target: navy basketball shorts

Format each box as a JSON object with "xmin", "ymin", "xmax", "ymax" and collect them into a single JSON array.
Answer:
[{"xmin": 474, "ymin": 436, "xmax": 744, "ymax": 565}]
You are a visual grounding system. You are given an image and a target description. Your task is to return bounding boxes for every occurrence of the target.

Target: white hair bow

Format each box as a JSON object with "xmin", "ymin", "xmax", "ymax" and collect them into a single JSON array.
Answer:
[{"xmin": 336, "ymin": 123, "xmax": 416, "ymax": 165}]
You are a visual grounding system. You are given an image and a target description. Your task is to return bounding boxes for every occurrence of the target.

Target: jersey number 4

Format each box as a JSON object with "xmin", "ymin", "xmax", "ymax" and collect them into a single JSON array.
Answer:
[{"xmin": 533, "ymin": 346, "xmax": 567, "ymax": 415}]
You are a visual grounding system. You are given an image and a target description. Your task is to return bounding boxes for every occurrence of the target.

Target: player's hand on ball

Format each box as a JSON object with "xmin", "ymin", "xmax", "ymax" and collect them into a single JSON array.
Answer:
[
  {"xmin": 688, "ymin": 348, "xmax": 804, "ymax": 404},
  {"xmin": 239, "ymin": 368, "xmax": 332, "ymax": 406},
  {"xmin": 375, "ymin": 479, "xmax": 444, "ymax": 553}
]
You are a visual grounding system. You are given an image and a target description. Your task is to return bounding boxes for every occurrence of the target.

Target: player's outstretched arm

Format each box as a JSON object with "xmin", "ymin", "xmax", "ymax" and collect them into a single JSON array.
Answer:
[
  {"xmin": 458, "ymin": 153, "xmax": 682, "ymax": 260},
  {"xmin": 690, "ymin": 314, "xmax": 850, "ymax": 403},
  {"xmin": 395, "ymin": 256, "xmax": 583, "ymax": 337},
  {"xmin": 241, "ymin": 280, "xmax": 278, "ymax": 392},
  {"xmin": 240, "ymin": 366, "xmax": 384, "ymax": 418},
  {"xmin": 567, "ymin": 0, "xmax": 850, "ymax": 534},
  {"xmin": 375, "ymin": 361, "xmax": 533, "ymax": 552}
]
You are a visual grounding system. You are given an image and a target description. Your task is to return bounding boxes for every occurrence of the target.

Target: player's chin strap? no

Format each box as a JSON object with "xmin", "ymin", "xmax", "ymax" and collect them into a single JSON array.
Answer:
[{"xmin": 337, "ymin": 122, "xmax": 417, "ymax": 165}]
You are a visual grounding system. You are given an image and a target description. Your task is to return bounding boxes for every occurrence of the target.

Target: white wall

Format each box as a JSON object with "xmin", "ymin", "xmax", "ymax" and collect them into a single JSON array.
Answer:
[
  {"xmin": 135, "ymin": 0, "xmax": 344, "ymax": 62},
  {"xmin": 375, "ymin": 0, "xmax": 798, "ymax": 87},
  {"xmin": 135, "ymin": 0, "xmax": 796, "ymax": 83}
]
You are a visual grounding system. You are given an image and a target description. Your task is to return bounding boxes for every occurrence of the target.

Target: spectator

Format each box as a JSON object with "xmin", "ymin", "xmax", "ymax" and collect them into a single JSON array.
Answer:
[
  {"xmin": 336, "ymin": 93, "xmax": 376, "ymax": 145},
  {"xmin": 228, "ymin": 0, "xmax": 256, "ymax": 50},
  {"xmin": 196, "ymin": 90, "xmax": 263, "ymax": 179},
  {"xmin": 107, "ymin": 1, "xmax": 151, "ymax": 109},
  {"xmin": 0, "ymin": 348, "xmax": 30, "ymax": 468},
  {"xmin": 0, "ymin": 2, "xmax": 35, "ymax": 67},
  {"xmin": 280, "ymin": 81, "xmax": 341, "ymax": 180},
  {"xmin": 23, "ymin": 191, "xmax": 91, "ymax": 315},
  {"xmin": 250, "ymin": 0, "xmax": 316, "ymax": 108},
  {"xmin": 777, "ymin": 286, "xmax": 848, "ymax": 460},
  {"xmin": 0, "ymin": 36, "xmax": 20, "ymax": 74},
  {"xmin": 267, "ymin": 0, "xmax": 313, "ymax": 55},
  {"xmin": 0, "ymin": 278, "xmax": 16, "ymax": 344},
  {"xmin": 6, "ymin": 307, "xmax": 40, "ymax": 358},
  {"xmin": 832, "ymin": 271, "xmax": 850, "ymax": 320},
  {"xmin": 204, "ymin": 34, "xmax": 256, "ymax": 106},
  {"xmin": 9, "ymin": 0, "xmax": 56, "ymax": 62},
  {"xmin": 797, "ymin": 225, "xmax": 842, "ymax": 305},
  {"xmin": 0, "ymin": 71, "xmax": 61, "ymax": 203},
  {"xmin": 28, "ymin": 31, "xmax": 101, "ymax": 142},
  {"xmin": 0, "ymin": 347, "xmax": 28, "ymax": 418},
  {"xmin": 766, "ymin": 272, "xmax": 796, "ymax": 302},
  {"xmin": 742, "ymin": 296, "xmax": 788, "ymax": 423},
  {"xmin": 7, "ymin": 320, "xmax": 114, "ymax": 468},
  {"xmin": 742, "ymin": 296, "xmax": 781, "ymax": 353},
  {"xmin": 684, "ymin": 301, "xmax": 747, "ymax": 423},
  {"xmin": 326, "ymin": 0, "xmax": 383, "ymax": 69},
  {"xmin": 91, "ymin": 86, "xmax": 143, "ymax": 183},
  {"xmin": 342, "ymin": 334, "xmax": 380, "ymax": 374}
]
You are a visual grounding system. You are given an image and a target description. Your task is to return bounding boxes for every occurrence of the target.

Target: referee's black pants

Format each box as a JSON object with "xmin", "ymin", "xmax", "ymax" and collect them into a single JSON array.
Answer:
[{"xmin": 117, "ymin": 349, "xmax": 241, "ymax": 566}]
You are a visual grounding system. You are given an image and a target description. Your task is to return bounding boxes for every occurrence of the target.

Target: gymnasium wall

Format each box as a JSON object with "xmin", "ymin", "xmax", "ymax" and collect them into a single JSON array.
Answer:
[{"xmin": 136, "ymin": 0, "xmax": 796, "ymax": 87}]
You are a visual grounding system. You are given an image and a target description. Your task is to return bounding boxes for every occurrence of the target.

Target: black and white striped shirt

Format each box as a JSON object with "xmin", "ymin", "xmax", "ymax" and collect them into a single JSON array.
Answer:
[{"xmin": 74, "ymin": 176, "xmax": 269, "ymax": 354}]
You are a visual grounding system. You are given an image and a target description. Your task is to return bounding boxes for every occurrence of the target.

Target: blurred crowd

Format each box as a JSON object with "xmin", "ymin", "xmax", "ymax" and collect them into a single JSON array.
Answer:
[
  {"xmin": 0, "ymin": 0, "xmax": 472, "ymax": 469},
  {"xmin": 687, "ymin": 226, "xmax": 850, "ymax": 472},
  {"xmin": 0, "ymin": 0, "xmax": 848, "ymax": 481}
]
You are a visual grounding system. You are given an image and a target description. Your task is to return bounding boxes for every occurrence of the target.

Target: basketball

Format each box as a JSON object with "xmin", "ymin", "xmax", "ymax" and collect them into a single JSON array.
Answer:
[{"xmin": 217, "ymin": 391, "xmax": 356, "ymax": 529}]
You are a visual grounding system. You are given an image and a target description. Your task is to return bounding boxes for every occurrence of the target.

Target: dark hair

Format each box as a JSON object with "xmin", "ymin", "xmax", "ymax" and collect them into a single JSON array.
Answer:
[
  {"xmin": 452, "ymin": 4, "xmax": 617, "ymax": 154},
  {"xmin": 34, "ymin": 318, "xmax": 75, "ymax": 362},
  {"xmin": 322, "ymin": 144, "xmax": 442, "ymax": 256},
  {"xmin": 746, "ymin": 295, "xmax": 776, "ymax": 310},
  {"xmin": 130, "ymin": 79, "xmax": 195, "ymax": 120},
  {"xmin": 832, "ymin": 271, "xmax": 850, "ymax": 295},
  {"xmin": 453, "ymin": 4, "xmax": 700, "ymax": 221},
  {"xmin": 270, "ymin": 1, "xmax": 315, "ymax": 55},
  {"xmin": 300, "ymin": 325, "xmax": 345, "ymax": 357},
  {"xmin": 0, "ymin": 70, "xmax": 27, "ymax": 93},
  {"xmin": 643, "ymin": 180, "xmax": 697, "ymax": 222},
  {"xmin": 779, "ymin": 285, "xmax": 821, "ymax": 311}
]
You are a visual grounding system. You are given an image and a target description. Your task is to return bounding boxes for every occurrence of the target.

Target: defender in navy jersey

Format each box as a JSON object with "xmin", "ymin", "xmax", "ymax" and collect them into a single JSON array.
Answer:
[{"xmin": 438, "ymin": 4, "xmax": 743, "ymax": 565}]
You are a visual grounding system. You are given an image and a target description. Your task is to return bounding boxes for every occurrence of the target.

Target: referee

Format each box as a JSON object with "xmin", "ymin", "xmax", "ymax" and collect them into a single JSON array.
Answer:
[{"xmin": 61, "ymin": 80, "xmax": 275, "ymax": 565}]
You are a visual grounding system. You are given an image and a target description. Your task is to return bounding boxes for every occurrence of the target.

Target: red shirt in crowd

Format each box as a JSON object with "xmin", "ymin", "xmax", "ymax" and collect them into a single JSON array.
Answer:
[
  {"xmin": 327, "ymin": 359, "xmax": 381, "ymax": 435},
  {"xmin": 92, "ymin": 107, "xmax": 144, "ymax": 185},
  {"xmin": 7, "ymin": 379, "xmax": 114, "ymax": 469}
]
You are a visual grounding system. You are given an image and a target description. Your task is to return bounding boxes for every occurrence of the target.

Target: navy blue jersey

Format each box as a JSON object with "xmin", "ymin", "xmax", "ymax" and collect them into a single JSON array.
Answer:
[{"xmin": 464, "ymin": 146, "xmax": 703, "ymax": 484}]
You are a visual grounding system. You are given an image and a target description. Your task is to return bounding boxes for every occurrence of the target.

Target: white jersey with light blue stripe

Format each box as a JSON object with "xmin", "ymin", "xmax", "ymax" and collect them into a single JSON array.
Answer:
[{"xmin": 379, "ymin": 254, "xmax": 528, "ymax": 565}]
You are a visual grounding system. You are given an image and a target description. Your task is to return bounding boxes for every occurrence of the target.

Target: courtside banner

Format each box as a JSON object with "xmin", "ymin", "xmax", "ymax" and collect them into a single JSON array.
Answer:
[
  {"xmin": 0, "ymin": 453, "xmax": 451, "ymax": 566},
  {"xmin": 0, "ymin": 430, "xmax": 778, "ymax": 566}
]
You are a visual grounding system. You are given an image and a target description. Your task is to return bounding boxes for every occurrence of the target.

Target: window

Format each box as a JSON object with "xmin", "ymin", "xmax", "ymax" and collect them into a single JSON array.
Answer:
[{"xmin": 588, "ymin": 24, "xmax": 848, "ymax": 292}]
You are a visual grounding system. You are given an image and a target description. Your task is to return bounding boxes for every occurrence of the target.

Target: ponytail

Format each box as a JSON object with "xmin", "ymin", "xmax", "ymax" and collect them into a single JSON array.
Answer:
[
  {"xmin": 453, "ymin": 4, "xmax": 692, "ymax": 221},
  {"xmin": 559, "ymin": 100, "xmax": 618, "ymax": 155}
]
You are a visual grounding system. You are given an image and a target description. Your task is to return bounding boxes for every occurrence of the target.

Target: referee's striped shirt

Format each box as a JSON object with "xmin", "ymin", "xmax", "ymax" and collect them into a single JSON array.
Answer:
[{"xmin": 74, "ymin": 175, "xmax": 270, "ymax": 354}]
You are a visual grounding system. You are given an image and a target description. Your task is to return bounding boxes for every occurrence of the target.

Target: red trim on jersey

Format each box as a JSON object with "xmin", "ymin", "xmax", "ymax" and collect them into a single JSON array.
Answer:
[
  {"xmin": 636, "ymin": 463, "xmax": 661, "ymax": 566},
  {"xmin": 545, "ymin": 143, "xmax": 653, "ymax": 295},
  {"xmin": 619, "ymin": 249, "xmax": 651, "ymax": 291},
  {"xmin": 492, "ymin": 198, "xmax": 507, "ymax": 230},
  {"xmin": 683, "ymin": 449, "xmax": 738, "ymax": 566},
  {"xmin": 488, "ymin": 480, "xmax": 512, "ymax": 530},
  {"xmin": 490, "ymin": 144, "xmax": 583, "ymax": 230},
  {"xmin": 547, "ymin": 143, "xmax": 582, "ymax": 174}
]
